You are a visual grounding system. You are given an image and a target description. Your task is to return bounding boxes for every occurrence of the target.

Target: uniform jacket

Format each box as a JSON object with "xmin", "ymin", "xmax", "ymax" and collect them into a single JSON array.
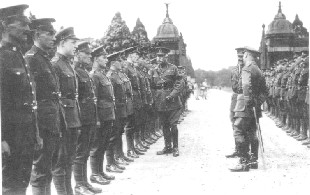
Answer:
[
  {"xmin": 52, "ymin": 53, "xmax": 81, "ymax": 128},
  {"xmin": 107, "ymin": 69, "xmax": 127, "ymax": 118},
  {"xmin": 234, "ymin": 61, "xmax": 268, "ymax": 118},
  {"xmin": 91, "ymin": 69, "xmax": 115, "ymax": 121},
  {"xmin": 25, "ymin": 45, "xmax": 65, "ymax": 135},
  {"xmin": 0, "ymin": 41, "xmax": 38, "ymax": 142},
  {"xmin": 119, "ymin": 70, "xmax": 134, "ymax": 115},
  {"xmin": 150, "ymin": 62, "xmax": 183, "ymax": 112},
  {"xmin": 123, "ymin": 63, "xmax": 142, "ymax": 110},
  {"xmin": 297, "ymin": 62, "xmax": 309, "ymax": 103},
  {"xmin": 136, "ymin": 67, "xmax": 148, "ymax": 105},
  {"xmin": 230, "ymin": 65, "xmax": 239, "ymax": 112},
  {"xmin": 75, "ymin": 65, "xmax": 97, "ymax": 126},
  {"xmin": 280, "ymin": 70, "xmax": 290, "ymax": 100}
]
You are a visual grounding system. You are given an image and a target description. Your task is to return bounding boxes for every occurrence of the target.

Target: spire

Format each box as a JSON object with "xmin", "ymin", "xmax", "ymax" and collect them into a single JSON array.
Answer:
[
  {"xmin": 165, "ymin": 3, "xmax": 169, "ymax": 18},
  {"xmin": 278, "ymin": 1, "xmax": 282, "ymax": 14},
  {"xmin": 260, "ymin": 24, "xmax": 267, "ymax": 69}
]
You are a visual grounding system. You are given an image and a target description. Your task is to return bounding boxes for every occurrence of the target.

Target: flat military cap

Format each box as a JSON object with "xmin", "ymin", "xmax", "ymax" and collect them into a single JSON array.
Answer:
[
  {"xmin": 0, "ymin": 4, "xmax": 30, "ymax": 23},
  {"xmin": 235, "ymin": 47, "xmax": 244, "ymax": 57},
  {"xmin": 155, "ymin": 47, "xmax": 170, "ymax": 56},
  {"xmin": 76, "ymin": 41, "xmax": 91, "ymax": 53},
  {"xmin": 55, "ymin": 27, "xmax": 79, "ymax": 43},
  {"xmin": 107, "ymin": 51, "xmax": 121, "ymax": 62},
  {"xmin": 91, "ymin": 45, "xmax": 107, "ymax": 58},
  {"xmin": 236, "ymin": 46, "xmax": 260, "ymax": 56},
  {"xmin": 29, "ymin": 18, "xmax": 56, "ymax": 33}
]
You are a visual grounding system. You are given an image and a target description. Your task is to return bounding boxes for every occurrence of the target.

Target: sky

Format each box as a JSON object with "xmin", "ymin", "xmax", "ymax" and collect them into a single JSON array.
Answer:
[{"xmin": 1, "ymin": 0, "xmax": 309, "ymax": 71}]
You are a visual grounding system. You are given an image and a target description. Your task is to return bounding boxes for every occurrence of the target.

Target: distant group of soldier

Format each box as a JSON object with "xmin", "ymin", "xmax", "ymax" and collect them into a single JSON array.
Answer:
[
  {"xmin": 264, "ymin": 51, "xmax": 309, "ymax": 147},
  {"xmin": 0, "ymin": 4, "xmax": 192, "ymax": 195}
]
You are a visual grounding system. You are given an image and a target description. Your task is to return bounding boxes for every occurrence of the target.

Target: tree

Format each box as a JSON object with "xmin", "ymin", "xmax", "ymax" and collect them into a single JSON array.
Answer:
[
  {"xmin": 131, "ymin": 18, "xmax": 150, "ymax": 46},
  {"xmin": 101, "ymin": 12, "xmax": 135, "ymax": 54}
]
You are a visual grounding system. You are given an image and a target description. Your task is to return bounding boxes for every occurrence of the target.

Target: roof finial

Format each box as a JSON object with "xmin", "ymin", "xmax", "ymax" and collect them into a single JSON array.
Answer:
[
  {"xmin": 165, "ymin": 3, "xmax": 169, "ymax": 18},
  {"xmin": 278, "ymin": 1, "xmax": 282, "ymax": 13}
]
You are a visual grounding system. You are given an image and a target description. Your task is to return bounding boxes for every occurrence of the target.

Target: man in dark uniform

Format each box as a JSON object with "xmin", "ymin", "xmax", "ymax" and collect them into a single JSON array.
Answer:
[
  {"xmin": 0, "ymin": 5, "xmax": 42, "ymax": 195},
  {"xmin": 226, "ymin": 48, "xmax": 244, "ymax": 158},
  {"xmin": 106, "ymin": 60, "xmax": 127, "ymax": 172},
  {"xmin": 230, "ymin": 48, "xmax": 267, "ymax": 172},
  {"xmin": 26, "ymin": 17, "xmax": 67, "ymax": 195},
  {"xmin": 52, "ymin": 27, "xmax": 81, "ymax": 195},
  {"xmin": 150, "ymin": 47, "xmax": 183, "ymax": 157},
  {"xmin": 73, "ymin": 41, "xmax": 103, "ymax": 194},
  {"xmin": 90, "ymin": 45, "xmax": 118, "ymax": 179},
  {"xmin": 124, "ymin": 50, "xmax": 144, "ymax": 158}
]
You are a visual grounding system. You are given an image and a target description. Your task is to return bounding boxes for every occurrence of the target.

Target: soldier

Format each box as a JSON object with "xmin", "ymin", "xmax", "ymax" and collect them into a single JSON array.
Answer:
[
  {"xmin": 150, "ymin": 47, "xmax": 183, "ymax": 157},
  {"xmin": 106, "ymin": 59, "xmax": 127, "ymax": 172},
  {"xmin": 90, "ymin": 46, "xmax": 118, "ymax": 179},
  {"xmin": 52, "ymin": 27, "xmax": 81, "ymax": 195},
  {"xmin": 25, "ymin": 18, "xmax": 68, "ymax": 195},
  {"xmin": 73, "ymin": 41, "xmax": 103, "ymax": 194},
  {"xmin": 230, "ymin": 48, "xmax": 267, "ymax": 172},
  {"xmin": 225, "ymin": 48, "xmax": 244, "ymax": 158},
  {"xmin": 296, "ymin": 53, "xmax": 309, "ymax": 141},
  {"xmin": 0, "ymin": 5, "xmax": 42, "ymax": 195},
  {"xmin": 124, "ymin": 49, "xmax": 144, "ymax": 158}
]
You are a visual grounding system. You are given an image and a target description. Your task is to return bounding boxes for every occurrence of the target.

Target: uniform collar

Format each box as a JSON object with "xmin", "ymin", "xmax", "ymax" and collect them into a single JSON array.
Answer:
[
  {"xmin": 56, "ymin": 52, "xmax": 73, "ymax": 63},
  {"xmin": 32, "ymin": 45, "xmax": 50, "ymax": 59}
]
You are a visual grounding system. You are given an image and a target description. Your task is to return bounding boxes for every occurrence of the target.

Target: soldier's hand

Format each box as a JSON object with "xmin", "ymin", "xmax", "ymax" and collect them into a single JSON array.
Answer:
[
  {"xmin": 2, "ymin": 141, "xmax": 11, "ymax": 156},
  {"xmin": 35, "ymin": 136, "xmax": 43, "ymax": 151}
]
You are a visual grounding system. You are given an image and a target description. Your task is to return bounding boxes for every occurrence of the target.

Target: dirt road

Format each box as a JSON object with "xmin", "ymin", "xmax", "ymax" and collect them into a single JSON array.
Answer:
[{"xmin": 27, "ymin": 89, "xmax": 310, "ymax": 195}]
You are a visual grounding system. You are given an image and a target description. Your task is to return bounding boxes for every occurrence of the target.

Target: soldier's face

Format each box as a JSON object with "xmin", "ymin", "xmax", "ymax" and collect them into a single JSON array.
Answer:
[
  {"xmin": 97, "ymin": 55, "xmax": 108, "ymax": 68},
  {"xmin": 61, "ymin": 39, "xmax": 77, "ymax": 57},
  {"xmin": 78, "ymin": 51, "xmax": 92, "ymax": 66},
  {"xmin": 156, "ymin": 55, "xmax": 166, "ymax": 64},
  {"xmin": 6, "ymin": 20, "xmax": 30, "ymax": 42},
  {"xmin": 36, "ymin": 30, "xmax": 55, "ymax": 50}
]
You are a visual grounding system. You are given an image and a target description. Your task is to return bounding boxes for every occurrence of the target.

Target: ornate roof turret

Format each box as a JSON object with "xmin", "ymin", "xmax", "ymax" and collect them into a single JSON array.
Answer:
[
  {"xmin": 154, "ymin": 3, "xmax": 179, "ymax": 39},
  {"xmin": 266, "ymin": 2, "xmax": 294, "ymax": 35}
]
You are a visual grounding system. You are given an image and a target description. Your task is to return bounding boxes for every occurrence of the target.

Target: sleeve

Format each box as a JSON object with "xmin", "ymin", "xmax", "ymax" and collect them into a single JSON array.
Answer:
[
  {"xmin": 169, "ymin": 66, "xmax": 183, "ymax": 98},
  {"xmin": 91, "ymin": 74, "xmax": 99, "ymax": 99},
  {"xmin": 241, "ymin": 67, "xmax": 252, "ymax": 104}
]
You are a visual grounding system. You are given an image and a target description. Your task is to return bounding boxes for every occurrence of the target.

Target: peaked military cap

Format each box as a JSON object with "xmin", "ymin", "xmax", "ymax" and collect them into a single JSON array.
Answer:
[
  {"xmin": 121, "ymin": 46, "xmax": 138, "ymax": 56},
  {"xmin": 0, "ymin": 4, "xmax": 30, "ymax": 23},
  {"xmin": 107, "ymin": 51, "xmax": 121, "ymax": 62},
  {"xmin": 55, "ymin": 27, "xmax": 79, "ymax": 43},
  {"xmin": 76, "ymin": 41, "xmax": 91, "ymax": 53},
  {"xmin": 29, "ymin": 18, "xmax": 56, "ymax": 33},
  {"xmin": 155, "ymin": 47, "xmax": 170, "ymax": 56},
  {"xmin": 91, "ymin": 45, "xmax": 107, "ymax": 58}
]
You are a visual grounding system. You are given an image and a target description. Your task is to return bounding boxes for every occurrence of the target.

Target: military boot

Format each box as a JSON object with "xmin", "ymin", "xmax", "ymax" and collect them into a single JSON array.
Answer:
[
  {"xmin": 225, "ymin": 150, "xmax": 239, "ymax": 158},
  {"xmin": 81, "ymin": 163, "xmax": 103, "ymax": 193},
  {"xmin": 32, "ymin": 185, "xmax": 51, "ymax": 195},
  {"xmin": 127, "ymin": 149, "xmax": 139, "ymax": 158},
  {"xmin": 74, "ymin": 184, "xmax": 95, "ymax": 195},
  {"xmin": 89, "ymin": 158, "xmax": 110, "ymax": 186},
  {"xmin": 297, "ymin": 121, "xmax": 308, "ymax": 141},
  {"xmin": 302, "ymin": 138, "xmax": 310, "ymax": 145},
  {"xmin": 229, "ymin": 157, "xmax": 250, "ymax": 172},
  {"xmin": 65, "ymin": 166, "xmax": 74, "ymax": 195},
  {"xmin": 53, "ymin": 175, "xmax": 68, "ymax": 195},
  {"xmin": 172, "ymin": 126, "xmax": 179, "ymax": 157}
]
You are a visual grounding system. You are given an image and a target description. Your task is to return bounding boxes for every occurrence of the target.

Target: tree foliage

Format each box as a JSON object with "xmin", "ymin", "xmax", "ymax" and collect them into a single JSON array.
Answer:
[
  {"xmin": 101, "ymin": 12, "xmax": 136, "ymax": 54},
  {"xmin": 194, "ymin": 66, "xmax": 234, "ymax": 87},
  {"xmin": 131, "ymin": 18, "xmax": 150, "ymax": 46}
]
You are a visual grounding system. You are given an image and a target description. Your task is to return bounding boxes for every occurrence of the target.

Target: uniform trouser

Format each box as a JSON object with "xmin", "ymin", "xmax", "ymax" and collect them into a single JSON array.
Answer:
[
  {"xmin": 158, "ymin": 108, "xmax": 182, "ymax": 149},
  {"xmin": 106, "ymin": 115, "xmax": 125, "ymax": 164},
  {"xmin": 230, "ymin": 111, "xmax": 237, "ymax": 151},
  {"xmin": 30, "ymin": 129, "xmax": 66, "ymax": 195},
  {"xmin": 63, "ymin": 128, "xmax": 79, "ymax": 195},
  {"xmin": 3, "ymin": 123, "xmax": 35, "ymax": 195},
  {"xmin": 73, "ymin": 125, "xmax": 94, "ymax": 185},
  {"xmin": 90, "ymin": 120, "xmax": 113, "ymax": 174},
  {"xmin": 125, "ymin": 114, "xmax": 135, "ymax": 151},
  {"xmin": 233, "ymin": 117, "xmax": 258, "ymax": 159}
]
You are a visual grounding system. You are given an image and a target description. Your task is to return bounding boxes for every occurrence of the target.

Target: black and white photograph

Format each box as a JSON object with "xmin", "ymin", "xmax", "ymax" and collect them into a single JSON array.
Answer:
[{"xmin": 1, "ymin": 0, "xmax": 309, "ymax": 194}]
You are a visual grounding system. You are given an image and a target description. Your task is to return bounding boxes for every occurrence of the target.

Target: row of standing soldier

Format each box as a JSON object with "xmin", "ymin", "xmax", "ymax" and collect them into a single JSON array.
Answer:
[
  {"xmin": 264, "ymin": 52, "xmax": 309, "ymax": 147},
  {"xmin": 0, "ymin": 4, "xmax": 193, "ymax": 195}
]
